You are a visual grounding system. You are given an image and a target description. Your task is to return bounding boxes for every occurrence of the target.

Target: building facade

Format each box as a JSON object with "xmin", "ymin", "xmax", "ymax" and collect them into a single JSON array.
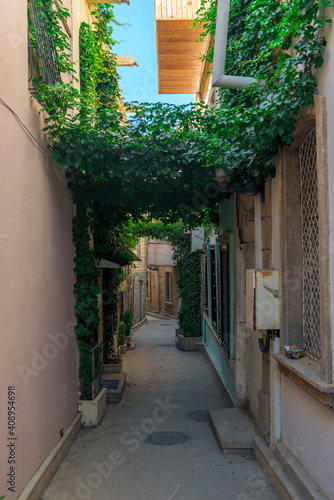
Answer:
[
  {"xmin": 201, "ymin": 7, "xmax": 334, "ymax": 498},
  {"xmin": 146, "ymin": 240, "xmax": 180, "ymax": 318},
  {"xmin": 0, "ymin": 0, "xmax": 128, "ymax": 497}
]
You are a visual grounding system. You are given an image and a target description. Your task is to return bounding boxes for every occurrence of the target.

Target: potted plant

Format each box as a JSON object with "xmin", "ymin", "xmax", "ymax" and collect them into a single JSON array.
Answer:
[
  {"xmin": 118, "ymin": 321, "xmax": 126, "ymax": 345},
  {"xmin": 175, "ymin": 314, "xmax": 203, "ymax": 351},
  {"xmin": 124, "ymin": 309, "xmax": 135, "ymax": 341},
  {"xmin": 103, "ymin": 352, "xmax": 123, "ymax": 373}
]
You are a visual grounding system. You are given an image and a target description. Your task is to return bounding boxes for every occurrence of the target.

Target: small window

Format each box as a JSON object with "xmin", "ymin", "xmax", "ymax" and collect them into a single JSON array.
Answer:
[
  {"xmin": 147, "ymin": 270, "xmax": 151, "ymax": 300},
  {"xmin": 210, "ymin": 247, "xmax": 217, "ymax": 329},
  {"xmin": 204, "ymin": 254, "xmax": 209, "ymax": 314},
  {"xmin": 165, "ymin": 272, "xmax": 172, "ymax": 303},
  {"xmin": 220, "ymin": 241, "xmax": 230, "ymax": 357}
]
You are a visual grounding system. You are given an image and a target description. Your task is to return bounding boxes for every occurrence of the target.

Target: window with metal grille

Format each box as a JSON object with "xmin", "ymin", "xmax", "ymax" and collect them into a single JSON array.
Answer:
[
  {"xmin": 147, "ymin": 270, "xmax": 151, "ymax": 300},
  {"xmin": 28, "ymin": 0, "xmax": 61, "ymax": 91},
  {"xmin": 204, "ymin": 254, "xmax": 209, "ymax": 313},
  {"xmin": 210, "ymin": 247, "xmax": 217, "ymax": 329},
  {"xmin": 299, "ymin": 126, "xmax": 321, "ymax": 361},
  {"xmin": 165, "ymin": 272, "xmax": 172, "ymax": 303},
  {"xmin": 220, "ymin": 241, "xmax": 230, "ymax": 357}
]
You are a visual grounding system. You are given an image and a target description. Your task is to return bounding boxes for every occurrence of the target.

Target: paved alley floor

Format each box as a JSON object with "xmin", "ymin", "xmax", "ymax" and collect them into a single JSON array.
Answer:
[{"xmin": 42, "ymin": 316, "xmax": 279, "ymax": 500}]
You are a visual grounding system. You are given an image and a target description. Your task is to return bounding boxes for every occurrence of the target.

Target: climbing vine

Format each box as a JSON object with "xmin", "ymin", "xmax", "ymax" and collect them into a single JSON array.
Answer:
[
  {"xmin": 133, "ymin": 221, "xmax": 204, "ymax": 337},
  {"xmin": 193, "ymin": 0, "xmax": 332, "ymax": 181},
  {"xmin": 33, "ymin": 0, "xmax": 332, "ymax": 396}
]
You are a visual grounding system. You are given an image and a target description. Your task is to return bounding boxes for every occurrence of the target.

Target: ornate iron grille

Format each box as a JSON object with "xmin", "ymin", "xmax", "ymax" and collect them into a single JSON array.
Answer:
[
  {"xmin": 102, "ymin": 269, "xmax": 117, "ymax": 364},
  {"xmin": 90, "ymin": 340, "xmax": 103, "ymax": 400},
  {"xmin": 28, "ymin": 0, "xmax": 61, "ymax": 86},
  {"xmin": 299, "ymin": 126, "xmax": 321, "ymax": 361}
]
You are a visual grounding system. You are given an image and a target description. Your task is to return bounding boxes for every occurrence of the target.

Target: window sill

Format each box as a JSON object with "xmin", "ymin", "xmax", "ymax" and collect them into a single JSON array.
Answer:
[
  {"xmin": 164, "ymin": 301, "xmax": 173, "ymax": 305},
  {"xmin": 274, "ymin": 353, "xmax": 334, "ymax": 409}
]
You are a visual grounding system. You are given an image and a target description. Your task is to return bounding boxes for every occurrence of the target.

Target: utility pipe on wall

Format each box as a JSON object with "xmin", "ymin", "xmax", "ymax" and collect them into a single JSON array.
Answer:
[{"xmin": 212, "ymin": 0, "xmax": 257, "ymax": 89}]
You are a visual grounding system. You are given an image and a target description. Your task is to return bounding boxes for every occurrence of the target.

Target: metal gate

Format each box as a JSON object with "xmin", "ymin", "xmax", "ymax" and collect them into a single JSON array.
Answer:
[{"xmin": 299, "ymin": 126, "xmax": 321, "ymax": 361}]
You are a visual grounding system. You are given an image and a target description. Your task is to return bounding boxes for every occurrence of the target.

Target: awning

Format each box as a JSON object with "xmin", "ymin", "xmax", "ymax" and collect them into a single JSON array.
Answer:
[{"xmin": 96, "ymin": 259, "xmax": 120, "ymax": 269}]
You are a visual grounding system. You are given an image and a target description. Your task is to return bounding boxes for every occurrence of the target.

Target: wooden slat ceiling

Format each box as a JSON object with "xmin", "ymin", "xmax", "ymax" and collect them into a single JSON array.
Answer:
[
  {"xmin": 156, "ymin": 19, "xmax": 208, "ymax": 94},
  {"xmin": 155, "ymin": 0, "xmax": 203, "ymax": 20}
]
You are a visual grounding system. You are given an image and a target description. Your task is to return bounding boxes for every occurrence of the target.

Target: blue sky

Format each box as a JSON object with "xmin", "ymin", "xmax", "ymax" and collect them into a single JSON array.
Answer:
[{"xmin": 111, "ymin": 1, "xmax": 194, "ymax": 105}]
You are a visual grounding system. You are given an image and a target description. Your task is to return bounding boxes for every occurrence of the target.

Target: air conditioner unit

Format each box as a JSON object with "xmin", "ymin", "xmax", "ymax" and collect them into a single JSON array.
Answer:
[
  {"xmin": 246, "ymin": 269, "xmax": 279, "ymax": 330},
  {"xmin": 191, "ymin": 227, "xmax": 205, "ymax": 253}
]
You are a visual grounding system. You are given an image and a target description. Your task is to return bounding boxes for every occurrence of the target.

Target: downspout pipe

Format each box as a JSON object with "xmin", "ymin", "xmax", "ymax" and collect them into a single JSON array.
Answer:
[{"xmin": 212, "ymin": 0, "xmax": 257, "ymax": 89}]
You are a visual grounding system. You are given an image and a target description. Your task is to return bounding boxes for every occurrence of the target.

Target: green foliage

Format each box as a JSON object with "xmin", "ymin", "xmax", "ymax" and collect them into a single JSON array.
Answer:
[
  {"xmin": 124, "ymin": 309, "xmax": 135, "ymax": 336},
  {"xmin": 103, "ymin": 267, "xmax": 124, "ymax": 364},
  {"xmin": 118, "ymin": 321, "xmax": 126, "ymax": 345},
  {"xmin": 33, "ymin": 0, "xmax": 332, "ymax": 393},
  {"xmin": 193, "ymin": 0, "xmax": 332, "ymax": 179},
  {"xmin": 134, "ymin": 222, "xmax": 202, "ymax": 337}
]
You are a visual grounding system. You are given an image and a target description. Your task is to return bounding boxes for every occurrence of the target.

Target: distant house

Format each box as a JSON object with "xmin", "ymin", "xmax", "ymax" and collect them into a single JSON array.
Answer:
[
  {"xmin": 146, "ymin": 239, "xmax": 180, "ymax": 318},
  {"xmin": 120, "ymin": 237, "xmax": 148, "ymax": 328}
]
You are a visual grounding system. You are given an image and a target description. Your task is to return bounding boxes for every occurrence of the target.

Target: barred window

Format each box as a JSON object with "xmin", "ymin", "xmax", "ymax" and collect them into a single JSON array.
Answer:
[
  {"xmin": 28, "ymin": 0, "xmax": 61, "ymax": 92},
  {"xmin": 165, "ymin": 272, "xmax": 172, "ymax": 303},
  {"xmin": 299, "ymin": 126, "xmax": 321, "ymax": 361},
  {"xmin": 210, "ymin": 247, "xmax": 217, "ymax": 329}
]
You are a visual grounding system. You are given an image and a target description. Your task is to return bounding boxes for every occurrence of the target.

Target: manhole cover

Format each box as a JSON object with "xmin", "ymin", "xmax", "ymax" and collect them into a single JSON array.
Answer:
[
  {"xmin": 104, "ymin": 380, "xmax": 120, "ymax": 390},
  {"xmin": 186, "ymin": 410, "xmax": 210, "ymax": 422},
  {"xmin": 146, "ymin": 431, "xmax": 189, "ymax": 446}
]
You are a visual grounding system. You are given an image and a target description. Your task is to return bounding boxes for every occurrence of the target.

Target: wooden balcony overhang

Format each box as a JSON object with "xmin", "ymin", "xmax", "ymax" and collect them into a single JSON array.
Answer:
[{"xmin": 156, "ymin": 18, "xmax": 208, "ymax": 94}]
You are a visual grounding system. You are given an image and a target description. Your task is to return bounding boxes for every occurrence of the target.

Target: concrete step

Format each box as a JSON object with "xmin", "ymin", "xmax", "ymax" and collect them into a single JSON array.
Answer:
[
  {"xmin": 254, "ymin": 436, "xmax": 329, "ymax": 500},
  {"xmin": 102, "ymin": 372, "xmax": 127, "ymax": 404},
  {"xmin": 253, "ymin": 436, "xmax": 303, "ymax": 500},
  {"xmin": 209, "ymin": 407, "xmax": 255, "ymax": 455},
  {"xmin": 274, "ymin": 441, "xmax": 328, "ymax": 500}
]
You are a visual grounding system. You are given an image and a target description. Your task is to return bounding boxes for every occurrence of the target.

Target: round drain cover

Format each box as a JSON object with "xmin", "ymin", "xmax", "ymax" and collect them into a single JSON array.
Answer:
[
  {"xmin": 186, "ymin": 410, "xmax": 210, "ymax": 422},
  {"xmin": 146, "ymin": 431, "xmax": 189, "ymax": 446}
]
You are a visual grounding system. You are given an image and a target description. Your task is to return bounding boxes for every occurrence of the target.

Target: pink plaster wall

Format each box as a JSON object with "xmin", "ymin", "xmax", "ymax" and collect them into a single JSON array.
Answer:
[{"xmin": 0, "ymin": 2, "xmax": 77, "ymax": 497}]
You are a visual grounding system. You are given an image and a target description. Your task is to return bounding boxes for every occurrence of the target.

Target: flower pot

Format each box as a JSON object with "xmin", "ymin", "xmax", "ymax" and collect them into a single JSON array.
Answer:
[
  {"xmin": 103, "ymin": 363, "xmax": 123, "ymax": 373},
  {"xmin": 176, "ymin": 334, "xmax": 203, "ymax": 351},
  {"xmin": 79, "ymin": 388, "xmax": 107, "ymax": 428}
]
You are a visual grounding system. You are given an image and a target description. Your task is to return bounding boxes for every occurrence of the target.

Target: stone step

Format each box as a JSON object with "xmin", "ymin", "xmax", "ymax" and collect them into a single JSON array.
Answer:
[
  {"xmin": 254, "ymin": 436, "xmax": 305, "ymax": 500},
  {"xmin": 102, "ymin": 372, "xmax": 127, "ymax": 404},
  {"xmin": 274, "ymin": 440, "xmax": 328, "ymax": 500},
  {"xmin": 209, "ymin": 407, "xmax": 255, "ymax": 455}
]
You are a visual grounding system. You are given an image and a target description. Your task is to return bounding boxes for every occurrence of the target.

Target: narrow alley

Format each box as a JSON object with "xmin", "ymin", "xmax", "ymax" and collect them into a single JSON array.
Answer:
[{"xmin": 42, "ymin": 316, "xmax": 279, "ymax": 500}]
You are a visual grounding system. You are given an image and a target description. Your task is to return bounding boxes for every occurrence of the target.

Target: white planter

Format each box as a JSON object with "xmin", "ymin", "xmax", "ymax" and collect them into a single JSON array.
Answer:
[
  {"xmin": 79, "ymin": 388, "xmax": 107, "ymax": 428},
  {"xmin": 103, "ymin": 363, "xmax": 123, "ymax": 373},
  {"xmin": 176, "ymin": 334, "xmax": 202, "ymax": 351}
]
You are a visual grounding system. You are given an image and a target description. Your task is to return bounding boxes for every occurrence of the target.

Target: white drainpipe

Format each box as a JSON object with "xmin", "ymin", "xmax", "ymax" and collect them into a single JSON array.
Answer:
[{"xmin": 212, "ymin": 0, "xmax": 257, "ymax": 89}]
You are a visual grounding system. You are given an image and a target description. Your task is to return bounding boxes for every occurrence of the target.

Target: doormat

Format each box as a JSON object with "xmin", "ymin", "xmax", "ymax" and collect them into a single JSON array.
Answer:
[
  {"xmin": 146, "ymin": 431, "xmax": 189, "ymax": 446},
  {"xmin": 103, "ymin": 380, "xmax": 120, "ymax": 390}
]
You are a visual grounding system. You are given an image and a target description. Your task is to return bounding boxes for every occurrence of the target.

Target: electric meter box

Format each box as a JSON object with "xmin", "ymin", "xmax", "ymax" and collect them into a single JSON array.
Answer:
[
  {"xmin": 246, "ymin": 269, "xmax": 280, "ymax": 330},
  {"xmin": 191, "ymin": 227, "xmax": 205, "ymax": 253}
]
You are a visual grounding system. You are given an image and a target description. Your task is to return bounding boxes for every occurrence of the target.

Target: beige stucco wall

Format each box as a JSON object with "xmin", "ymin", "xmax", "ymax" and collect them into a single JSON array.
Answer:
[
  {"xmin": 281, "ymin": 377, "xmax": 334, "ymax": 498},
  {"xmin": 0, "ymin": 0, "xmax": 94, "ymax": 495},
  {"xmin": 277, "ymin": 13, "xmax": 334, "ymax": 497},
  {"xmin": 317, "ymin": 12, "xmax": 334, "ymax": 376}
]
